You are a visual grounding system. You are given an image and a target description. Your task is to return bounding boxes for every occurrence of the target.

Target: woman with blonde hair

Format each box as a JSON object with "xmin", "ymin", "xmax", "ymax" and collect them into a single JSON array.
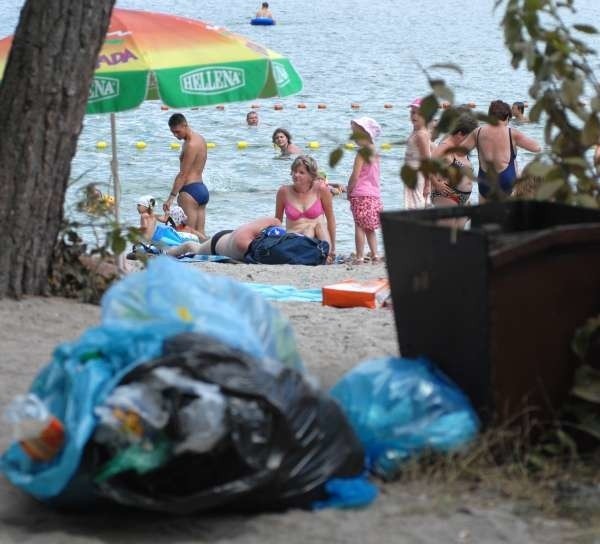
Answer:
[{"xmin": 275, "ymin": 155, "xmax": 336, "ymax": 262}]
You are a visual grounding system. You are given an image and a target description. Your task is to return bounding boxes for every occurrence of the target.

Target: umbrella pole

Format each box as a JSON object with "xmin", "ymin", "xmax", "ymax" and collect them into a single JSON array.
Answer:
[
  {"xmin": 110, "ymin": 113, "xmax": 120, "ymax": 225},
  {"xmin": 110, "ymin": 113, "xmax": 127, "ymax": 274}
]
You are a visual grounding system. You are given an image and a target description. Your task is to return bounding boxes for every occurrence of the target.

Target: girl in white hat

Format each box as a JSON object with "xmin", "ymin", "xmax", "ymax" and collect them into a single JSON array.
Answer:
[{"xmin": 347, "ymin": 117, "xmax": 383, "ymax": 263}]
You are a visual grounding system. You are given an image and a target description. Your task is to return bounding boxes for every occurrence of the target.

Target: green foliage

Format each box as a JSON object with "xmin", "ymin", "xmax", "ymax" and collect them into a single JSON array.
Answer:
[
  {"xmin": 498, "ymin": 0, "xmax": 599, "ymax": 205},
  {"xmin": 49, "ymin": 183, "xmax": 140, "ymax": 304},
  {"xmin": 561, "ymin": 315, "xmax": 600, "ymax": 445},
  {"xmin": 572, "ymin": 314, "xmax": 600, "ymax": 362}
]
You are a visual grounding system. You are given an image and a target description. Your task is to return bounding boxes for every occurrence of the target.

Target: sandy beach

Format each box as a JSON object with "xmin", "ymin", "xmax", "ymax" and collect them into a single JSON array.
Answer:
[{"xmin": 0, "ymin": 261, "xmax": 587, "ymax": 543}]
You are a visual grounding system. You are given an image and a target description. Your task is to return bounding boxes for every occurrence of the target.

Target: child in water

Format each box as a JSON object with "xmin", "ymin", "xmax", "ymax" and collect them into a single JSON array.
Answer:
[{"xmin": 347, "ymin": 117, "xmax": 383, "ymax": 263}]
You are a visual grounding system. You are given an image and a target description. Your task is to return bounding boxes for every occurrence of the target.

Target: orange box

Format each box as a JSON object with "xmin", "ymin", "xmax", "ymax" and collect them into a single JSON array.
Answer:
[{"xmin": 322, "ymin": 278, "xmax": 390, "ymax": 309}]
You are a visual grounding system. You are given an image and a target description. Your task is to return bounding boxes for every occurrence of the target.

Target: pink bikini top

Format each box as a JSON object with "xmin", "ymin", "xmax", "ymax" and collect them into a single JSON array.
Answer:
[{"xmin": 284, "ymin": 198, "xmax": 324, "ymax": 221}]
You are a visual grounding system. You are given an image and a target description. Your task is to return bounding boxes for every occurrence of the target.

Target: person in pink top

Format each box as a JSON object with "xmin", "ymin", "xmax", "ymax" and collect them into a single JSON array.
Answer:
[
  {"xmin": 347, "ymin": 116, "xmax": 383, "ymax": 263},
  {"xmin": 275, "ymin": 155, "xmax": 336, "ymax": 262}
]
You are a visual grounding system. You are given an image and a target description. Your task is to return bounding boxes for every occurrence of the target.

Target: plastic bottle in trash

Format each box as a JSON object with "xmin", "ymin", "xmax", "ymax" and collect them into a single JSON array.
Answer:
[{"xmin": 3, "ymin": 393, "xmax": 65, "ymax": 461}]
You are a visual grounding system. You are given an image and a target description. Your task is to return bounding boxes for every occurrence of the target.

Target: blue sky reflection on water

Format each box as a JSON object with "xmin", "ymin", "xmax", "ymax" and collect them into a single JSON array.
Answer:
[{"xmin": 1, "ymin": 1, "xmax": 599, "ymax": 251}]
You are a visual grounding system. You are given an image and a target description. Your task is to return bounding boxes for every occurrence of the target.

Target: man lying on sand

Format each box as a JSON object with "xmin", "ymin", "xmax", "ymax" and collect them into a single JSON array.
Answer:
[{"xmin": 162, "ymin": 216, "xmax": 282, "ymax": 261}]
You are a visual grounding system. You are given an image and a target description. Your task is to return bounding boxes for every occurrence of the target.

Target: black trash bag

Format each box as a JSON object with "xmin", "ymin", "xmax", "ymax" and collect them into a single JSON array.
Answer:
[{"xmin": 82, "ymin": 332, "xmax": 365, "ymax": 514}]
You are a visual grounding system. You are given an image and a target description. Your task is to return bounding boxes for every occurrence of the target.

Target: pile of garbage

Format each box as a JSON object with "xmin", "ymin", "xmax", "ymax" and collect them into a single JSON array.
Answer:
[{"xmin": 1, "ymin": 258, "xmax": 479, "ymax": 514}]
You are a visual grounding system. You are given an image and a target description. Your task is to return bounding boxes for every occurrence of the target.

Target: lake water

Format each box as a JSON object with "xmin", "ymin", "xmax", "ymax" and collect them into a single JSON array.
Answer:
[{"xmin": 1, "ymin": 0, "xmax": 599, "ymax": 253}]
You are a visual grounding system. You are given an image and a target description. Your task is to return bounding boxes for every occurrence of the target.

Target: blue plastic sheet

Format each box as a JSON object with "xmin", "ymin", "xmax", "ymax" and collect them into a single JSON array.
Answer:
[
  {"xmin": 330, "ymin": 356, "xmax": 480, "ymax": 480},
  {"xmin": 1, "ymin": 258, "xmax": 303, "ymax": 500},
  {"xmin": 312, "ymin": 476, "xmax": 378, "ymax": 510}
]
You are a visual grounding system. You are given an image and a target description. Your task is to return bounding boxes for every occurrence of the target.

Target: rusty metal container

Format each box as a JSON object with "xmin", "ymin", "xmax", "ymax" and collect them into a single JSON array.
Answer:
[{"xmin": 381, "ymin": 202, "xmax": 600, "ymax": 423}]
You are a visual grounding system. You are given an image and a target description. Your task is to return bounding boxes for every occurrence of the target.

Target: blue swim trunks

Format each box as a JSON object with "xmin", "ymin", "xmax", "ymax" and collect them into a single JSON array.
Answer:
[{"xmin": 180, "ymin": 181, "xmax": 209, "ymax": 205}]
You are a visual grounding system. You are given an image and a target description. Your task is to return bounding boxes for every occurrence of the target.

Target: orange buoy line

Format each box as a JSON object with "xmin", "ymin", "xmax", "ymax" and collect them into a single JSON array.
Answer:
[{"xmin": 158, "ymin": 101, "xmax": 480, "ymax": 111}]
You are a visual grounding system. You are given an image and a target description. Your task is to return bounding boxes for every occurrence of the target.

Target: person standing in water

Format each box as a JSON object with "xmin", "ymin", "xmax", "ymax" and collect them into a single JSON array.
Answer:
[
  {"xmin": 164, "ymin": 113, "xmax": 209, "ymax": 240},
  {"xmin": 246, "ymin": 111, "xmax": 259, "ymax": 126},
  {"xmin": 461, "ymin": 100, "xmax": 540, "ymax": 199},
  {"xmin": 403, "ymin": 97, "xmax": 433, "ymax": 209},
  {"xmin": 272, "ymin": 128, "xmax": 302, "ymax": 157},
  {"xmin": 511, "ymin": 101, "xmax": 529, "ymax": 123}
]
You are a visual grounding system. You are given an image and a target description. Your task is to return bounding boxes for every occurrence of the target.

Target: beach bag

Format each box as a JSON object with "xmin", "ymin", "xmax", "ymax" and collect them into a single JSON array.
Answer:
[{"xmin": 245, "ymin": 231, "xmax": 329, "ymax": 265}]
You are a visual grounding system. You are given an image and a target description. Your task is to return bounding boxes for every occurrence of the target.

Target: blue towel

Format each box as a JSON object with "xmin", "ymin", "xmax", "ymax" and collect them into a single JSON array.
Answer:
[
  {"xmin": 176, "ymin": 254, "xmax": 234, "ymax": 263},
  {"xmin": 241, "ymin": 283, "xmax": 322, "ymax": 302}
]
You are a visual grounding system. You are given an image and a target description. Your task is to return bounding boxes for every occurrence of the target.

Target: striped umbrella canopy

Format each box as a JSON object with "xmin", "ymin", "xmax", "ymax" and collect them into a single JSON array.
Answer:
[{"xmin": 0, "ymin": 8, "xmax": 303, "ymax": 220}]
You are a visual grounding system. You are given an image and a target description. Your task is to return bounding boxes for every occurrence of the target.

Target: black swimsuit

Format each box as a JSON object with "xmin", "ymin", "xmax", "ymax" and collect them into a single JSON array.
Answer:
[{"xmin": 210, "ymin": 230, "xmax": 233, "ymax": 255}]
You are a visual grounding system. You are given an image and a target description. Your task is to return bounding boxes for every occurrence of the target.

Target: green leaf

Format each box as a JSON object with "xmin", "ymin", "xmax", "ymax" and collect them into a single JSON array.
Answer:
[
  {"xmin": 536, "ymin": 179, "xmax": 565, "ymax": 200},
  {"xmin": 524, "ymin": 0, "xmax": 544, "ymax": 10},
  {"xmin": 574, "ymin": 194, "xmax": 599, "ymax": 208},
  {"xmin": 571, "ymin": 365, "xmax": 600, "ymax": 404},
  {"xmin": 427, "ymin": 63, "xmax": 464, "ymax": 75},
  {"xmin": 561, "ymin": 157, "xmax": 588, "ymax": 167},
  {"xmin": 430, "ymin": 81, "xmax": 454, "ymax": 104},
  {"xmin": 328, "ymin": 146, "xmax": 344, "ymax": 168},
  {"xmin": 111, "ymin": 234, "xmax": 126, "ymax": 255},
  {"xmin": 436, "ymin": 108, "xmax": 460, "ymax": 134},
  {"xmin": 573, "ymin": 24, "xmax": 598, "ymax": 34},
  {"xmin": 400, "ymin": 164, "xmax": 418, "ymax": 189},
  {"xmin": 420, "ymin": 94, "xmax": 439, "ymax": 123},
  {"xmin": 522, "ymin": 161, "xmax": 553, "ymax": 178},
  {"xmin": 528, "ymin": 99, "xmax": 545, "ymax": 123},
  {"xmin": 581, "ymin": 114, "xmax": 600, "ymax": 146}
]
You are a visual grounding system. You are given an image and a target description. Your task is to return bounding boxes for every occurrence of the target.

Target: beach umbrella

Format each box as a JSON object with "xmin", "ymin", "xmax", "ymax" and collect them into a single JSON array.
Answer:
[{"xmin": 0, "ymin": 8, "xmax": 303, "ymax": 221}]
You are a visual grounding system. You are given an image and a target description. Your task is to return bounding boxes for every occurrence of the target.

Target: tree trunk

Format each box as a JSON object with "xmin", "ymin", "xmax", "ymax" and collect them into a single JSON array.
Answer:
[{"xmin": 0, "ymin": 0, "xmax": 115, "ymax": 298}]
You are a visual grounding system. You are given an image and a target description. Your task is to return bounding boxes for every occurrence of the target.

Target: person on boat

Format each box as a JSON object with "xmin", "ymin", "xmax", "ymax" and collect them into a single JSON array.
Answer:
[
  {"xmin": 163, "ymin": 113, "xmax": 209, "ymax": 239},
  {"xmin": 461, "ymin": 100, "xmax": 540, "ymax": 199},
  {"xmin": 256, "ymin": 2, "xmax": 274, "ymax": 19},
  {"xmin": 272, "ymin": 128, "xmax": 302, "ymax": 157},
  {"xmin": 275, "ymin": 155, "xmax": 336, "ymax": 262}
]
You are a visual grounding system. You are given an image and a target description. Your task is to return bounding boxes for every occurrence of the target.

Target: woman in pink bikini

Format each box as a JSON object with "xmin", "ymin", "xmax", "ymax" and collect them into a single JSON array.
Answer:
[{"xmin": 275, "ymin": 155, "xmax": 336, "ymax": 262}]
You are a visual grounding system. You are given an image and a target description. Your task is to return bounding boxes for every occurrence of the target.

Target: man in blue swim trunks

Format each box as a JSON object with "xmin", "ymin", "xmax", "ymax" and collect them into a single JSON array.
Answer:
[{"xmin": 164, "ymin": 113, "xmax": 209, "ymax": 240}]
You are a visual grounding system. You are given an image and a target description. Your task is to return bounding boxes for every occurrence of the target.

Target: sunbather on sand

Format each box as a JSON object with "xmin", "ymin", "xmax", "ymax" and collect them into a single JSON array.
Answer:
[
  {"xmin": 275, "ymin": 155, "xmax": 336, "ymax": 263},
  {"xmin": 162, "ymin": 216, "xmax": 282, "ymax": 260}
]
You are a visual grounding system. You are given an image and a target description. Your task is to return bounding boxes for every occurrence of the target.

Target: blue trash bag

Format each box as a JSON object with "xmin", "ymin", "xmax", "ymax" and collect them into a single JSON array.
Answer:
[
  {"xmin": 1, "ymin": 258, "xmax": 304, "ymax": 501},
  {"xmin": 330, "ymin": 356, "xmax": 480, "ymax": 480},
  {"xmin": 102, "ymin": 257, "xmax": 303, "ymax": 372}
]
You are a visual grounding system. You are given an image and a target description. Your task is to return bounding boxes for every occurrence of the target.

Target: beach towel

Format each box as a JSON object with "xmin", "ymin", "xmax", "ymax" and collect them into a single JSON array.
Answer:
[
  {"xmin": 242, "ymin": 283, "xmax": 322, "ymax": 302},
  {"xmin": 176, "ymin": 254, "xmax": 235, "ymax": 263}
]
